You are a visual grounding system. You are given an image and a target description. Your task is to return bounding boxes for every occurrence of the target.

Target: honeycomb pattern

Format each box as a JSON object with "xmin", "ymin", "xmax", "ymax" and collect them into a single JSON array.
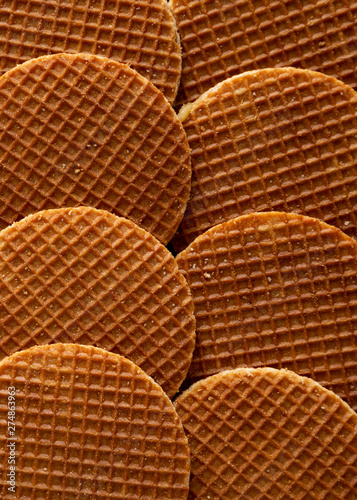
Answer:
[
  {"xmin": 0, "ymin": 0, "xmax": 181, "ymax": 104},
  {"xmin": 170, "ymin": 0, "xmax": 357, "ymax": 106},
  {"xmin": 0, "ymin": 206, "xmax": 196, "ymax": 398},
  {"xmin": 0, "ymin": 53, "xmax": 191, "ymax": 245},
  {"xmin": 175, "ymin": 367, "xmax": 357, "ymax": 500},
  {"xmin": 172, "ymin": 67, "xmax": 357, "ymax": 252},
  {"xmin": 0, "ymin": 344, "xmax": 190, "ymax": 499},
  {"xmin": 176, "ymin": 212, "xmax": 357, "ymax": 410}
]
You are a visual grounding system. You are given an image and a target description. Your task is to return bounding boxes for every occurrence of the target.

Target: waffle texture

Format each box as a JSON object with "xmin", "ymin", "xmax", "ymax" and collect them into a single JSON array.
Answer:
[
  {"xmin": 172, "ymin": 67, "xmax": 357, "ymax": 252},
  {"xmin": 0, "ymin": 344, "xmax": 190, "ymax": 499},
  {"xmin": 175, "ymin": 367, "xmax": 357, "ymax": 500},
  {"xmin": 0, "ymin": 0, "xmax": 181, "ymax": 104},
  {"xmin": 176, "ymin": 212, "xmax": 357, "ymax": 410},
  {"xmin": 170, "ymin": 0, "xmax": 357, "ymax": 106},
  {"xmin": 0, "ymin": 206, "xmax": 196, "ymax": 398},
  {"xmin": 0, "ymin": 53, "xmax": 191, "ymax": 245}
]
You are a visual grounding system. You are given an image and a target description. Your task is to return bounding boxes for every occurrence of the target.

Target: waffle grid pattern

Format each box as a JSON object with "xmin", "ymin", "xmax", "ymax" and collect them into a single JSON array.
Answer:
[
  {"xmin": 0, "ymin": 207, "xmax": 196, "ymax": 398},
  {"xmin": 171, "ymin": 0, "xmax": 357, "ymax": 106},
  {"xmin": 172, "ymin": 68, "xmax": 357, "ymax": 251},
  {"xmin": 176, "ymin": 212, "xmax": 357, "ymax": 410},
  {"xmin": 0, "ymin": 344, "xmax": 190, "ymax": 499},
  {"xmin": 175, "ymin": 368, "xmax": 357, "ymax": 499},
  {"xmin": 0, "ymin": 53, "xmax": 190, "ymax": 245},
  {"xmin": 0, "ymin": 0, "xmax": 181, "ymax": 103}
]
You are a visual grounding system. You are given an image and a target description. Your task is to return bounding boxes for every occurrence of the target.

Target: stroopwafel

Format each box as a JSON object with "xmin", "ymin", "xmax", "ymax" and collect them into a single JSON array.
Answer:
[
  {"xmin": 0, "ymin": 343, "xmax": 190, "ymax": 499},
  {"xmin": 175, "ymin": 367, "xmax": 357, "ymax": 499},
  {"xmin": 0, "ymin": 53, "xmax": 191, "ymax": 245},
  {"xmin": 176, "ymin": 212, "xmax": 357, "ymax": 410},
  {"xmin": 0, "ymin": 206, "xmax": 196, "ymax": 398},
  {"xmin": 0, "ymin": 0, "xmax": 181, "ymax": 104},
  {"xmin": 170, "ymin": 0, "xmax": 357, "ymax": 106},
  {"xmin": 172, "ymin": 67, "xmax": 357, "ymax": 251}
]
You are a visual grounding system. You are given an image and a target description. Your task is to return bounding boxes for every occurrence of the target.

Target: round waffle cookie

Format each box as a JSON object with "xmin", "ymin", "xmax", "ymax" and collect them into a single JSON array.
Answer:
[
  {"xmin": 175, "ymin": 367, "xmax": 357, "ymax": 500},
  {"xmin": 170, "ymin": 0, "xmax": 357, "ymax": 107},
  {"xmin": 0, "ymin": 344, "xmax": 190, "ymax": 499},
  {"xmin": 0, "ymin": 206, "xmax": 196, "ymax": 398},
  {"xmin": 176, "ymin": 212, "xmax": 357, "ymax": 410},
  {"xmin": 172, "ymin": 67, "xmax": 357, "ymax": 252},
  {"xmin": 0, "ymin": 53, "xmax": 191, "ymax": 245},
  {"xmin": 0, "ymin": 0, "xmax": 181, "ymax": 104}
]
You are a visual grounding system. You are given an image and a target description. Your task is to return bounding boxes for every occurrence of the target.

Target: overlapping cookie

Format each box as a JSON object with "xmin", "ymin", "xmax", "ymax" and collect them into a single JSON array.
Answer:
[
  {"xmin": 175, "ymin": 367, "xmax": 357, "ymax": 499},
  {"xmin": 0, "ymin": 53, "xmax": 191, "ymax": 245},
  {"xmin": 0, "ymin": 206, "xmax": 196, "ymax": 398},
  {"xmin": 0, "ymin": 0, "xmax": 181, "ymax": 103},
  {"xmin": 170, "ymin": 0, "xmax": 357, "ymax": 106},
  {"xmin": 0, "ymin": 344, "xmax": 190, "ymax": 499},
  {"xmin": 176, "ymin": 212, "xmax": 357, "ymax": 410},
  {"xmin": 172, "ymin": 67, "xmax": 357, "ymax": 251}
]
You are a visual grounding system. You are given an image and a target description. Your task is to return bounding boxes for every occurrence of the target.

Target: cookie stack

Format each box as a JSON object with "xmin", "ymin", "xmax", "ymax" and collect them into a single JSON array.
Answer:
[{"xmin": 0, "ymin": 0, "xmax": 356, "ymax": 498}]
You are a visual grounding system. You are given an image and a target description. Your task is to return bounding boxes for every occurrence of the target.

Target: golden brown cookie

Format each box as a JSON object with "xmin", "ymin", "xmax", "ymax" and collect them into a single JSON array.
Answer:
[
  {"xmin": 175, "ymin": 367, "xmax": 357, "ymax": 500},
  {"xmin": 0, "ymin": 0, "xmax": 181, "ymax": 104},
  {"xmin": 0, "ymin": 53, "xmax": 191, "ymax": 245},
  {"xmin": 170, "ymin": 0, "xmax": 357, "ymax": 106},
  {"xmin": 0, "ymin": 206, "xmax": 196, "ymax": 398},
  {"xmin": 0, "ymin": 343, "xmax": 190, "ymax": 499},
  {"xmin": 176, "ymin": 212, "xmax": 357, "ymax": 410},
  {"xmin": 172, "ymin": 68, "xmax": 357, "ymax": 252}
]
